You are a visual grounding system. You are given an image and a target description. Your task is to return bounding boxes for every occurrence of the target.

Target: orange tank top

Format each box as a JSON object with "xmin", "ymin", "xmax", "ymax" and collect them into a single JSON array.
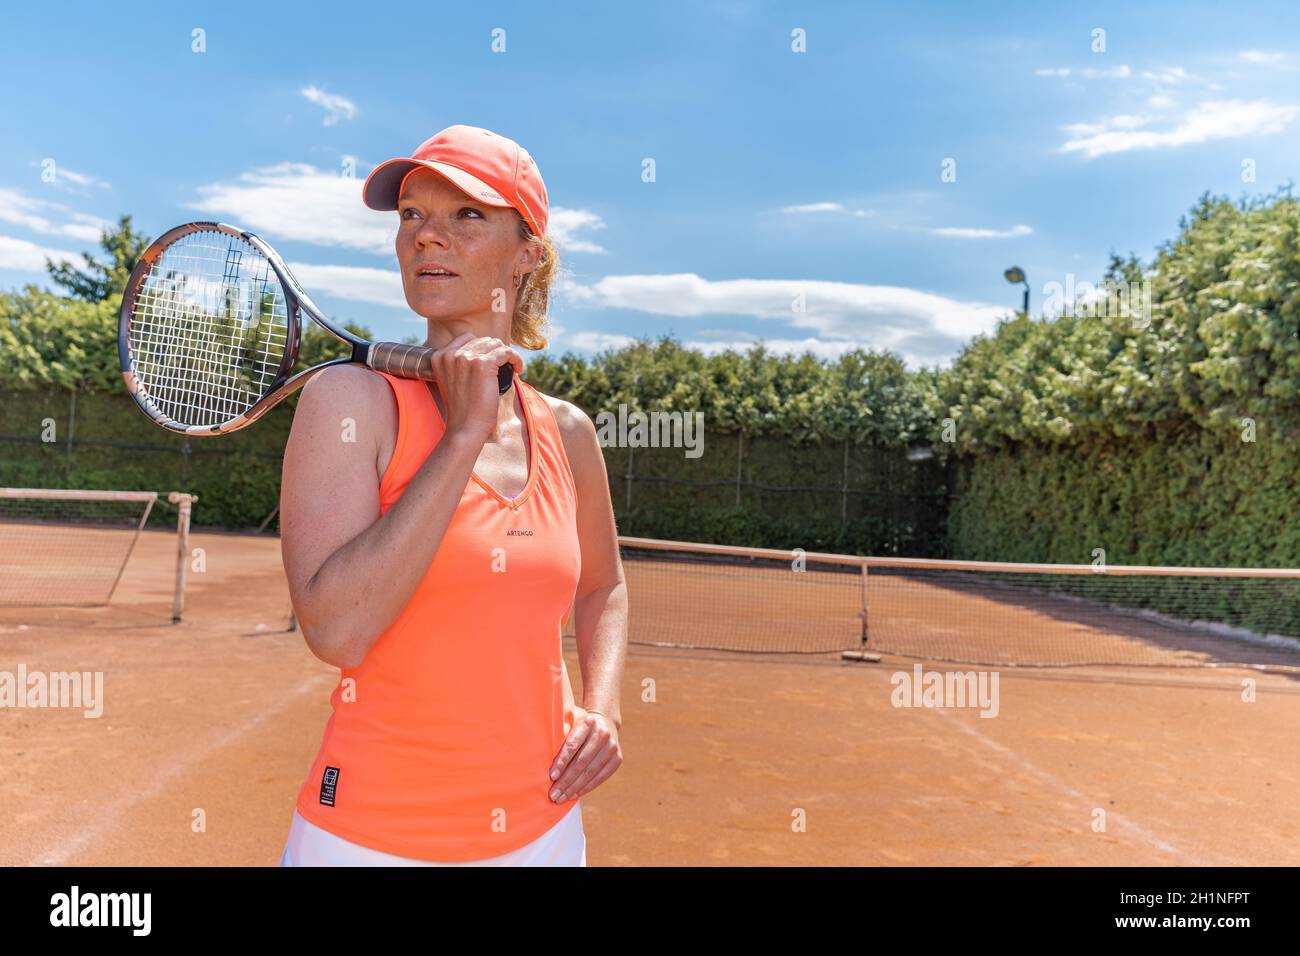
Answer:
[{"xmin": 293, "ymin": 373, "xmax": 582, "ymax": 861}]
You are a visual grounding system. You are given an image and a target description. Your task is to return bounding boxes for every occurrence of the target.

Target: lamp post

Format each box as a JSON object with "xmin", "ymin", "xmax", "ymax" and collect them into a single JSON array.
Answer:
[{"xmin": 1004, "ymin": 266, "xmax": 1029, "ymax": 316}]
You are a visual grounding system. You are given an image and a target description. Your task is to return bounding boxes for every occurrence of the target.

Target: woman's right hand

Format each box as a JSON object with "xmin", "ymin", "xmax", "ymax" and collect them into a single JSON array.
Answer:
[{"xmin": 429, "ymin": 332, "xmax": 525, "ymax": 442}]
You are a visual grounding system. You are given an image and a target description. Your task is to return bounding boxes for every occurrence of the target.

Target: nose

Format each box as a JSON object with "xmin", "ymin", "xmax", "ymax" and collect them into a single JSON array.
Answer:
[{"xmin": 413, "ymin": 217, "xmax": 452, "ymax": 249}]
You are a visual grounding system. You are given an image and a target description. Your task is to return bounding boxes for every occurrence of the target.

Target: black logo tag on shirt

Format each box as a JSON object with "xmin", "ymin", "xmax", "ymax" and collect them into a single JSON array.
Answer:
[{"xmin": 320, "ymin": 766, "xmax": 340, "ymax": 807}]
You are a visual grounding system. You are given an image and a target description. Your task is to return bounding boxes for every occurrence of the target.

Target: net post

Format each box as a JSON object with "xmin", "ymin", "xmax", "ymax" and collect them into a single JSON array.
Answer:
[
  {"xmin": 168, "ymin": 492, "xmax": 196, "ymax": 623},
  {"xmin": 840, "ymin": 559, "xmax": 880, "ymax": 662},
  {"xmin": 860, "ymin": 558, "xmax": 868, "ymax": 647}
]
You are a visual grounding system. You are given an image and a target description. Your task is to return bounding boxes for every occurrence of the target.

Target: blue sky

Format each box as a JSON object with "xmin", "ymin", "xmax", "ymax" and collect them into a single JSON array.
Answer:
[{"xmin": 2, "ymin": 0, "xmax": 1298, "ymax": 369}]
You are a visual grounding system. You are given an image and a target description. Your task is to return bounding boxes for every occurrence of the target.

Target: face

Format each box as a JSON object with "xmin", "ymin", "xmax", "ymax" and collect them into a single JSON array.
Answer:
[{"xmin": 395, "ymin": 167, "xmax": 539, "ymax": 341}]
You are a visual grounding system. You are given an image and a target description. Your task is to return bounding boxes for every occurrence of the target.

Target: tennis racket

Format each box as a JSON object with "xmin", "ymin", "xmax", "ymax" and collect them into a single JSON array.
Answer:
[{"xmin": 118, "ymin": 220, "xmax": 515, "ymax": 435}]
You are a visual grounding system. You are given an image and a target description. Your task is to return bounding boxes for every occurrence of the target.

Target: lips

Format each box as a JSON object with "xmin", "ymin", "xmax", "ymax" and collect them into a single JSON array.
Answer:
[{"xmin": 416, "ymin": 264, "xmax": 458, "ymax": 278}]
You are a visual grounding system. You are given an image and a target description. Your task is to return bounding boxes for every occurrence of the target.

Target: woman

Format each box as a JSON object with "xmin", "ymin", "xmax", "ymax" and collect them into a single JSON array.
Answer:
[{"xmin": 277, "ymin": 125, "xmax": 627, "ymax": 866}]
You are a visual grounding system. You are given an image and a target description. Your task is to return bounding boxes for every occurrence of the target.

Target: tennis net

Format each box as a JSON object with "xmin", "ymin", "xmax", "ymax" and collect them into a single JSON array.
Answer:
[
  {"xmin": 565, "ymin": 536, "xmax": 1300, "ymax": 668},
  {"xmin": 0, "ymin": 488, "xmax": 197, "ymax": 620},
  {"xmin": 863, "ymin": 557, "xmax": 1300, "ymax": 669},
  {"xmin": 564, "ymin": 536, "xmax": 865, "ymax": 654},
  {"xmin": 0, "ymin": 488, "xmax": 157, "ymax": 607}
]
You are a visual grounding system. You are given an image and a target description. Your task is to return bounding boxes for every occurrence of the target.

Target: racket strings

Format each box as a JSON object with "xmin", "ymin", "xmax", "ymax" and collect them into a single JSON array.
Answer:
[{"xmin": 127, "ymin": 230, "xmax": 290, "ymax": 427}]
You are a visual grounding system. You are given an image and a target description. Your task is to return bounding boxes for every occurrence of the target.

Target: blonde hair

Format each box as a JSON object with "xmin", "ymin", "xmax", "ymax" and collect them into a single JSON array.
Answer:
[{"xmin": 511, "ymin": 216, "xmax": 559, "ymax": 350}]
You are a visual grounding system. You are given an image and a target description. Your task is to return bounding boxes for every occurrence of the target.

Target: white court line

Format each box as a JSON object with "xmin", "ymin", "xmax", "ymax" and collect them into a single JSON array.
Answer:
[
  {"xmin": 30, "ymin": 673, "xmax": 333, "ymax": 866},
  {"xmin": 939, "ymin": 709, "xmax": 1220, "ymax": 866}
]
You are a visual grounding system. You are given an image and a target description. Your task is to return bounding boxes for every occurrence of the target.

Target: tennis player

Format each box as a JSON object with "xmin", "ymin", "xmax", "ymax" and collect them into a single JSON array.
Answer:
[{"xmin": 277, "ymin": 125, "xmax": 627, "ymax": 866}]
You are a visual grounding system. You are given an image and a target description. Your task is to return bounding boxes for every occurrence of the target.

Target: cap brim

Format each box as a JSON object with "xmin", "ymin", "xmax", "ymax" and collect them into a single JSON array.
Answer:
[{"xmin": 362, "ymin": 158, "xmax": 513, "ymax": 211}]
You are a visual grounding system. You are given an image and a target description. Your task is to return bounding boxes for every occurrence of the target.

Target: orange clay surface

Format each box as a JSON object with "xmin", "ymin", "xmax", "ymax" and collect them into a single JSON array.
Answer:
[{"xmin": 2, "ymin": 528, "xmax": 1299, "ymax": 866}]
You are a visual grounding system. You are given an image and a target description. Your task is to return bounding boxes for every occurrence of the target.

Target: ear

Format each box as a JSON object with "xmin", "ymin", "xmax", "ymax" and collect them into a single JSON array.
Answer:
[{"xmin": 517, "ymin": 239, "xmax": 543, "ymax": 275}]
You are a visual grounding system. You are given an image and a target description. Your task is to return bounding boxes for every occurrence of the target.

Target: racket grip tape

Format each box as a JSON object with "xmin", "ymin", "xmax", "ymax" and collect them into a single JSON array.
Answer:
[{"xmin": 368, "ymin": 342, "xmax": 514, "ymax": 394}]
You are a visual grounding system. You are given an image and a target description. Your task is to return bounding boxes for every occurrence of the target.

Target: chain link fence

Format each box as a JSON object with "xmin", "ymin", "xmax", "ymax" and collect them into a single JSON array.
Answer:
[{"xmin": 1, "ymin": 387, "xmax": 953, "ymax": 554}]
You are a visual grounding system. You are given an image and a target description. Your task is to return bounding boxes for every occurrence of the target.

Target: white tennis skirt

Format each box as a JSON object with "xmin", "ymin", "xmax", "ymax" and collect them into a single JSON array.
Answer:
[{"xmin": 278, "ymin": 801, "xmax": 586, "ymax": 867}]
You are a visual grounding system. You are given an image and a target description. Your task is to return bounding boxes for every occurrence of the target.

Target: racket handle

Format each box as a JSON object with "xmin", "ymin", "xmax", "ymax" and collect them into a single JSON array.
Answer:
[
  {"xmin": 368, "ymin": 342, "xmax": 515, "ymax": 394},
  {"xmin": 497, "ymin": 363, "xmax": 515, "ymax": 393}
]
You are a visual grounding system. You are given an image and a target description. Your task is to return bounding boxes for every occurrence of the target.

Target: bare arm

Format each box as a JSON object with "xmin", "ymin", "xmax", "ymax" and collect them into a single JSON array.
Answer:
[
  {"xmin": 280, "ymin": 335, "xmax": 522, "ymax": 670},
  {"xmin": 562, "ymin": 403, "xmax": 628, "ymax": 727},
  {"xmin": 546, "ymin": 398, "xmax": 627, "ymax": 802}
]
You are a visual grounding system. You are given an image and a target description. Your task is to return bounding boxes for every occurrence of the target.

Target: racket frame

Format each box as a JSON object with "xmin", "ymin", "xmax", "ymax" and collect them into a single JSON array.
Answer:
[{"xmin": 119, "ymin": 220, "xmax": 513, "ymax": 436}]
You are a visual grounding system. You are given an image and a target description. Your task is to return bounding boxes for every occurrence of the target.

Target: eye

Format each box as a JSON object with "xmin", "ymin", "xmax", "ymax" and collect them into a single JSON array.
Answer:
[
  {"xmin": 399, "ymin": 206, "xmax": 421, "ymax": 220},
  {"xmin": 459, "ymin": 207, "xmax": 485, "ymax": 219}
]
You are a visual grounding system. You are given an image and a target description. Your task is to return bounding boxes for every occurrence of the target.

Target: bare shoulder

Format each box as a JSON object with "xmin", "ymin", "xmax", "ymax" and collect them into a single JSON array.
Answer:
[
  {"xmin": 293, "ymin": 364, "xmax": 396, "ymax": 435},
  {"xmin": 537, "ymin": 390, "xmax": 595, "ymax": 440},
  {"xmin": 286, "ymin": 365, "xmax": 398, "ymax": 480},
  {"xmin": 535, "ymin": 389, "xmax": 604, "ymax": 477}
]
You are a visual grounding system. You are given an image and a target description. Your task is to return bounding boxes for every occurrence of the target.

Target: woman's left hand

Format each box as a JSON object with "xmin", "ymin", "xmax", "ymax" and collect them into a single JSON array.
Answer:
[{"xmin": 548, "ymin": 705, "xmax": 622, "ymax": 803}]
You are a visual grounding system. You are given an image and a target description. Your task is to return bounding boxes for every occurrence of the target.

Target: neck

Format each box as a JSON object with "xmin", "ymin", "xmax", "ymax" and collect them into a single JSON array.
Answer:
[{"xmin": 422, "ymin": 315, "xmax": 513, "ymax": 352}]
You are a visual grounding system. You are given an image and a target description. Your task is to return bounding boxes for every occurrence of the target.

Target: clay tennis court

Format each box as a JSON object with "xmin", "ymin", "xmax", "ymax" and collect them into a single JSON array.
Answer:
[{"xmin": 3, "ymin": 527, "xmax": 1300, "ymax": 866}]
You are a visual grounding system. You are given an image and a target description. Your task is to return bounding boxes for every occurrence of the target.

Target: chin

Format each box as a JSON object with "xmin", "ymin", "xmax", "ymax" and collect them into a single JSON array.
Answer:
[{"xmin": 407, "ymin": 289, "xmax": 462, "ymax": 314}]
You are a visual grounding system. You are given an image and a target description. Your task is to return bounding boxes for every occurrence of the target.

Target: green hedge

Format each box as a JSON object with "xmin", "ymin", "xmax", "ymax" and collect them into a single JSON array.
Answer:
[{"xmin": 947, "ymin": 424, "xmax": 1300, "ymax": 568}]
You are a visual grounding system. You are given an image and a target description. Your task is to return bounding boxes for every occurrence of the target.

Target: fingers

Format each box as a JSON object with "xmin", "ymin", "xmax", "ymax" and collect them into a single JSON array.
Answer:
[
  {"xmin": 430, "ymin": 335, "xmax": 524, "ymax": 384},
  {"xmin": 548, "ymin": 713, "xmax": 622, "ymax": 802},
  {"xmin": 453, "ymin": 337, "xmax": 524, "ymax": 375},
  {"xmin": 554, "ymin": 747, "xmax": 618, "ymax": 802},
  {"xmin": 550, "ymin": 713, "xmax": 591, "ymax": 781},
  {"xmin": 481, "ymin": 342, "xmax": 525, "ymax": 377}
]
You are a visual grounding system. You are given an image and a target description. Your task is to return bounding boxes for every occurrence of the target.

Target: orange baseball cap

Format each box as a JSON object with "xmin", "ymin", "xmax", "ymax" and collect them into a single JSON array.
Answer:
[{"xmin": 362, "ymin": 125, "xmax": 549, "ymax": 238}]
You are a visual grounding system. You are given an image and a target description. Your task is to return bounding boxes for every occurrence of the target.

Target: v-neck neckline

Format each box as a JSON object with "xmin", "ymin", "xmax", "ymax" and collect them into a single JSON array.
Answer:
[{"xmin": 425, "ymin": 380, "xmax": 539, "ymax": 510}]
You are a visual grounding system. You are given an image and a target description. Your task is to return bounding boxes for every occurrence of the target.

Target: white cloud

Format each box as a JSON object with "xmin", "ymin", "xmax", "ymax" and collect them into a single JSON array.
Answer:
[
  {"xmin": 1040, "ymin": 63, "xmax": 1212, "ymax": 87},
  {"xmin": 782, "ymin": 202, "xmax": 845, "ymax": 213},
  {"xmin": 301, "ymin": 86, "xmax": 358, "ymax": 126},
  {"xmin": 27, "ymin": 161, "xmax": 111, "ymax": 194},
  {"xmin": 556, "ymin": 273, "xmax": 1012, "ymax": 366},
  {"xmin": 546, "ymin": 208, "xmax": 607, "ymax": 254},
  {"xmin": 1080, "ymin": 65, "xmax": 1132, "ymax": 79},
  {"xmin": 1110, "ymin": 114, "xmax": 1151, "ymax": 129},
  {"xmin": 0, "ymin": 188, "xmax": 112, "ymax": 243},
  {"xmin": 190, "ymin": 163, "xmax": 394, "ymax": 253},
  {"xmin": 556, "ymin": 328, "xmax": 923, "ymax": 362},
  {"xmin": 1036, "ymin": 65, "xmax": 1133, "ymax": 79},
  {"xmin": 1060, "ymin": 99, "xmax": 1299, "ymax": 158},
  {"xmin": 564, "ymin": 331, "xmax": 638, "ymax": 352},
  {"xmin": 189, "ymin": 162, "xmax": 606, "ymax": 256},
  {"xmin": 0, "ymin": 233, "xmax": 81, "ymax": 272},
  {"xmin": 1148, "ymin": 94, "xmax": 1175, "ymax": 109},
  {"xmin": 55, "ymin": 167, "xmax": 111, "ymax": 190},
  {"xmin": 1140, "ymin": 66, "xmax": 1191, "ymax": 84},
  {"xmin": 284, "ymin": 261, "xmax": 407, "ymax": 310},
  {"xmin": 682, "ymin": 336, "xmax": 872, "ymax": 360},
  {"xmin": 1061, "ymin": 114, "xmax": 1151, "ymax": 138},
  {"xmin": 1239, "ymin": 50, "xmax": 1285, "ymax": 65},
  {"xmin": 930, "ymin": 224, "xmax": 1032, "ymax": 240},
  {"xmin": 780, "ymin": 201, "xmax": 874, "ymax": 218}
]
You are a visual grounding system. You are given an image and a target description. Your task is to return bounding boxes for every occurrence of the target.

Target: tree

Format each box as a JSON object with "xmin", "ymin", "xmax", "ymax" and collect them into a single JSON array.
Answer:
[
  {"xmin": 44, "ymin": 215, "xmax": 151, "ymax": 303},
  {"xmin": 0, "ymin": 286, "xmax": 119, "ymax": 390}
]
